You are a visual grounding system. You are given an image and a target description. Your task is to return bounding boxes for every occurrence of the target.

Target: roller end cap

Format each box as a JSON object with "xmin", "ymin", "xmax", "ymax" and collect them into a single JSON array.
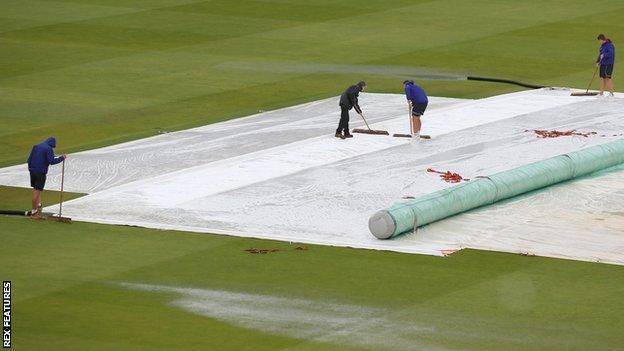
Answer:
[{"xmin": 369, "ymin": 210, "xmax": 396, "ymax": 239}]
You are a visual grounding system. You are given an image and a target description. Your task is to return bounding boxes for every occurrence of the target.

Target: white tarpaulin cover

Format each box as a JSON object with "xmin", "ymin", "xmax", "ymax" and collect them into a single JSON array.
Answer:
[{"xmin": 1, "ymin": 88, "xmax": 623, "ymax": 263}]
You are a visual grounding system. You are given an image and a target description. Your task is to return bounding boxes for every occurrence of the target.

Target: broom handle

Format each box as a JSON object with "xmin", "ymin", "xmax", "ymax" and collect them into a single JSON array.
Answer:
[
  {"xmin": 358, "ymin": 112, "xmax": 372, "ymax": 130},
  {"xmin": 408, "ymin": 102, "xmax": 413, "ymax": 135},
  {"xmin": 585, "ymin": 65, "xmax": 599, "ymax": 93},
  {"xmin": 59, "ymin": 158, "xmax": 65, "ymax": 217}
]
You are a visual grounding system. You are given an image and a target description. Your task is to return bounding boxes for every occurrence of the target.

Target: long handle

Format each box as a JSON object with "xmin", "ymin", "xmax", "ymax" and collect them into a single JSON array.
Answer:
[
  {"xmin": 408, "ymin": 102, "xmax": 413, "ymax": 135},
  {"xmin": 585, "ymin": 65, "xmax": 599, "ymax": 93},
  {"xmin": 59, "ymin": 159, "xmax": 65, "ymax": 217},
  {"xmin": 358, "ymin": 113, "xmax": 372, "ymax": 130}
]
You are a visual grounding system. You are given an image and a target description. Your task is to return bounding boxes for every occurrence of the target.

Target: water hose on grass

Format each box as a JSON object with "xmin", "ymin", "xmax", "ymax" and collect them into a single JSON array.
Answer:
[{"xmin": 466, "ymin": 76, "xmax": 545, "ymax": 89}]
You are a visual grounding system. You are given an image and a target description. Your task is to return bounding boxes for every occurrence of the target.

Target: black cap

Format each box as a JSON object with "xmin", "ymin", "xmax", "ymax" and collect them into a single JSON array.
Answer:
[
  {"xmin": 403, "ymin": 80, "xmax": 414, "ymax": 85},
  {"xmin": 357, "ymin": 81, "xmax": 366, "ymax": 88},
  {"xmin": 597, "ymin": 34, "xmax": 606, "ymax": 40}
]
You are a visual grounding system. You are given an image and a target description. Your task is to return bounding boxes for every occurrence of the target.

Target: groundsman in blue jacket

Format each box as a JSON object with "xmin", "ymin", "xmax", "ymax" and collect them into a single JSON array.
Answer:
[
  {"xmin": 597, "ymin": 34, "xmax": 615, "ymax": 96},
  {"xmin": 403, "ymin": 80, "xmax": 428, "ymax": 138},
  {"xmin": 27, "ymin": 137, "xmax": 66, "ymax": 218}
]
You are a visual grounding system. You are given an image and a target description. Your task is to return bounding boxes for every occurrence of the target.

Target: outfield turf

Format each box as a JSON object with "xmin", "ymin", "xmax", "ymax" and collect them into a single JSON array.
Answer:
[
  {"xmin": 3, "ymin": 188, "xmax": 624, "ymax": 350},
  {"xmin": 2, "ymin": 0, "xmax": 623, "ymax": 166},
  {"xmin": 1, "ymin": 0, "xmax": 624, "ymax": 349}
]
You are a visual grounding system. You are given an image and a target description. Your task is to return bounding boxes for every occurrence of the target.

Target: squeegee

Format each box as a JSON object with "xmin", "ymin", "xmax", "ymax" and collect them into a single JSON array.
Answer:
[
  {"xmin": 571, "ymin": 65, "xmax": 599, "ymax": 96},
  {"xmin": 352, "ymin": 113, "xmax": 389, "ymax": 135}
]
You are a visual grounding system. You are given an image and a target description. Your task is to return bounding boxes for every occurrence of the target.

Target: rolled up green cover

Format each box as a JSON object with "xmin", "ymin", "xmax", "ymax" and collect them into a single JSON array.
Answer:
[{"xmin": 370, "ymin": 139, "xmax": 624, "ymax": 239}]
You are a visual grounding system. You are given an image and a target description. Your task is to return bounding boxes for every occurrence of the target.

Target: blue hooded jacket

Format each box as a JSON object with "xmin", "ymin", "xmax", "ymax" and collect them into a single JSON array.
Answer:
[
  {"xmin": 27, "ymin": 137, "xmax": 65, "ymax": 174},
  {"xmin": 597, "ymin": 39, "xmax": 615, "ymax": 65},
  {"xmin": 404, "ymin": 81, "xmax": 428, "ymax": 104}
]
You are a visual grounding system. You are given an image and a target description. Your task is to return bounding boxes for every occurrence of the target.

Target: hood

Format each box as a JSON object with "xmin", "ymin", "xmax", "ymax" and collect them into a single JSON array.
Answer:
[{"xmin": 45, "ymin": 137, "xmax": 57, "ymax": 148}]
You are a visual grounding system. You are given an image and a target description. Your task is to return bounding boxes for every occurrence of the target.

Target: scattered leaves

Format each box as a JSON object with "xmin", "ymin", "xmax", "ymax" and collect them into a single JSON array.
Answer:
[
  {"xmin": 427, "ymin": 168, "xmax": 470, "ymax": 183},
  {"xmin": 528, "ymin": 129, "xmax": 597, "ymax": 138}
]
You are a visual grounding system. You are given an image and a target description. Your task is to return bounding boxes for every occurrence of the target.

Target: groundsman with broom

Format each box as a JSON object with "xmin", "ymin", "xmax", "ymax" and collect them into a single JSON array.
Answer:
[
  {"xmin": 596, "ymin": 34, "xmax": 615, "ymax": 97},
  {"xmin": 336, "ymin": 81, "xmax": 366, "ymax": 139},
  {"xmin": 27, "ymin": 137, "xmax": 66, "ymax": 219}
]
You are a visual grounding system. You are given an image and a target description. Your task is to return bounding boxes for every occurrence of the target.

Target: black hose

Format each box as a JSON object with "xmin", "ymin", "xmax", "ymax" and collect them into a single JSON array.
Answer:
[
  {"xmin": 0, "ymin": 209, "xmax": 28, "ymax": 216},
  {"xmin": 467, "ymin": 76, "xmax": 545, "ymax": 89}
]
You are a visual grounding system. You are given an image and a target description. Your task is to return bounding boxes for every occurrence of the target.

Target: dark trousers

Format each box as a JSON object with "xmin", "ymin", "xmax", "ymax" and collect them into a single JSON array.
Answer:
[{"xmin": 336, "ymin": 105, "xmax": 350, "ymax": 135}]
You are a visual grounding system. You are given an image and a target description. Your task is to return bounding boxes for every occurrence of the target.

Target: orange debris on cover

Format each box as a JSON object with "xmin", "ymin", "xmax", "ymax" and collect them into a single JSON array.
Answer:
[
  {"xmin": 441, "ymin": 249, "xmax": 459, "ymax": 256},
  {"xmin": 426, "ymin": 168, "xmax": 470, "ymax": 183},
  {"xmin": 528, "ymin": 129, "xmax": 597, "ymax": 138}
]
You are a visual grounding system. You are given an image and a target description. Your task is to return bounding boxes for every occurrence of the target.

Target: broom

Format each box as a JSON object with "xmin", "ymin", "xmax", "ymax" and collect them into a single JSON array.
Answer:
[
  {"xmin": 352, "ymin": 113, "xmax": 389, "ymax": 135},
  {"xmin": 571, "ymin": 65, "xmax": 599, "ymax": 96},
  {"xmin": 393, "ymin": 102, "xmax": 431, "ymax": 139},
  {"xmin": 47, "ymin": 158, "xmax": 71, "ymax": 223}
]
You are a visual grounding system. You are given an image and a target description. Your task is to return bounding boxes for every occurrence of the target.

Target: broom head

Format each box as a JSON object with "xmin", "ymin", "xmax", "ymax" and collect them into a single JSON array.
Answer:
[
  {"xmin": 571, "ymin": 92, "xmax": 599, "ymax": 96},
  {"xmin": 47, "ymin": 214, "xmax": 72, "ymax": 223},
  {"xmin": 352, "ymin": 128, "xmax": 389, "ymax": 135},
  {"xmin": 393, "ymin": 133, "xmax": 431, "ymax": 139}
]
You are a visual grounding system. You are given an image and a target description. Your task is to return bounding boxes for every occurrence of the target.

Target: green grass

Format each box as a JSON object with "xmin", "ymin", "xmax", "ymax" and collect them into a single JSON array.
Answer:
[
  {"xmin": 2, "ymin": 0, "xmax": 623, "ymax": 166},
  {"xmin": 1, "ymin": 1, "xmax": 624, "ymax": 349},
  {"xmin": 3, "ymin": 208, "xmax": 624, "ymax": 350},
  {"xmin": 0, "ymin": 185, "xmax": 84, "ymax": 209},
  {"xmin": 4, "ymin": 219, "xmax": 624, "ymax": 350}
]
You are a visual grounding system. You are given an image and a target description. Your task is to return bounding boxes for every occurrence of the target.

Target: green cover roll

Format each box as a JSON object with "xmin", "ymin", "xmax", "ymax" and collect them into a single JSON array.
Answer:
[
  {"xmin": 566, "ymin": 142, "xmax": 624, "ymax": 177},
  {"xmin": 487, "ymin": 155, "xmax": 575, "ymax": 202},
  {"xmin": 370, "ymin": 139, "xmax": 624, "ymax": 239}
]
